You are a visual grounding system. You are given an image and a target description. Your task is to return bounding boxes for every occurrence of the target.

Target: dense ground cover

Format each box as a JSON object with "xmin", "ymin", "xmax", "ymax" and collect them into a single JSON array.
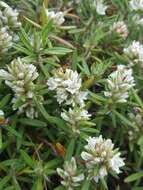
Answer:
[{"xmin": 0, "ymin": 0, "xmax": 143, "ymax": 189}]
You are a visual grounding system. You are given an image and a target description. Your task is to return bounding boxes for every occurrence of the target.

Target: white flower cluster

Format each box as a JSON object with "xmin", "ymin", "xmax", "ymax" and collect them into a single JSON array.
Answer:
[
  {"xmin": 124, "ymin": 41, "xmax": 143, "ymax": 67},
  {"xmin": 81, "ymin": 135, "xmax": 125, "ymax": 182},
  {"xmin": 47, "ymin": 68, "xmax": 88, "ymax": 107},
  {"xmin": 0, "ymin": 27, "xmax": 12, "ymax": 53},
  {"xmin": 110, "ymin": 21, "xmax": 128, "ymax": 39},
  {"xmin": 57, "ymin": 157, "xmax": 84, "ymax": 190},
  {"xmin": 46, "ymin": 10, "xmax": 65, "ymax": 26},
  {"xmin": 0, "ymin": 1, "xmax": 21, "ymax": 54},
  {"xmin": 61, "ymin": 108, "xmax": 91, "ymax": 126},
  {"xmin": 104, "ymin": 65, "xmax": 135, "ymax": 103},
  {"xmin": 61, "ymin": 107, "xmax": 91, "ymax": 134},
  {"xmin": 0, "ymin": 58, "xmax": 39, "ymax": 118},
  {"xmin": 129, "ymin": 0, "xmax": 143, "ymax": 11},
  {"xmin": 93, "ymin": 0, "xmax": 108, "ymax": 15},
  {"xmin": 0, "ymin": 5, "xmax": 21, "ymax": 29}
]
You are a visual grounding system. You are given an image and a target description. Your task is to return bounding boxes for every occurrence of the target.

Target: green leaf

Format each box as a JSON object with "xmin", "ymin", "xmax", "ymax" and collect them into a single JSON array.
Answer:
[
  {"xmin": 18, "ymin": 118, "xmax": 47, "ymax": 128},
  {"xmin": 44, "ymin": 47, "xmax": 72, "ymax": 55},
  {"xmin": 35, "ymin": 99, "xmax": 68, "ymax": 132},
  {"xmin": 13, "ymin": 177, "xmax": 21, "ymax": 190},
  {"xmin": 4, "ymin": 126, "xmax": 22, "ymax": 138},
  {"xmin": 13, "ymin": 44, "xmax": 33, "ymax": 56},
  {"xmin": 113, "ymin": 110, "xmax": 137, "ymax": 128},
  {"xmin": 81, "ymin": 180, "xmax": 91, "ymax": 190},
  {"xmin": 131, "ymin": 89, "xmax": 143, "ymax": 110},
  {"xmin": 0, "ymin": 176, "xmax": 11, "ymax": 190},
  {"xmin": 65, "ymin": 139, "xmax": 75, "ymax": 161},
  {"xmin": 80, "ymin": 127, "xmax": 99, "ymax": 134},
  {"xmin": 54, "ymin": 186, "xmax": 65, "ymax": 190},
  {"xmin": 4, "ymin": 186, "xmax": 15, "ymax": 190},
  {"xmin": 42, "ymin": 21, "xmax": 53, "ymax": 47},
  {"xmin": 132, "ymin": 187, "xmax": 143, "ymax": 190},
  {"xmin": 44, "ymin": 158, "xmax": 62, "ymax": 170},
  {"xmin": 124, "ymin": 172, "xmax": 143, "ymax": 183},
  {"xmin": 101, "ymin": 178, "xmax": 108, "ymax": 190},
  {"xmin": 20, "ymin": 150, "xmax": 35, "ymax": 168},
  {"xmin": 19, "ymin": 28, "xmax": 33, "ymax": 51},
  {"xmin": 32, "ymin": 177, "xmax": 43, "ymax": 190},
  {"xmin": 0, "ymin": 94, "xmax": 11, "ymax": 109}
]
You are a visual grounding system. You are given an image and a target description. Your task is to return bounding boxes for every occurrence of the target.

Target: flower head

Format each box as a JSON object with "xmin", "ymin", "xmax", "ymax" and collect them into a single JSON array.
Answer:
[
  {"xmin": 81, "ymin": 136, "xmax": 125, "ymax": 182},
  {"xmin": 2, "ymin": 6, "xmax": 21, "ymax": 29},
  {"xmin": 0, "ymin": 1, "xmax": 21, "ymax": 54},
  {"xmin": 104, "ymin": 65, "xmax": 135, "ymax": 103},
  {"xmin": 0, "ymin": 58, "xmax": 39, "ymax": 98},
  {"xmin": 110, "ymin": 21, "xmax": 128, "ymax": 39},
  {"xmin": 93, "ymin": 0, "xmax": 108, "ymax": 15},
  {"xmin": 0, "ymin": 58, "xmax": 40, "ymax": 118},
  {"xmin": 57, "ymin": 157, "xmax": 84, "ymax": 190},
  {"xmin": 0, "ymin": 27, "xmax": 12, "ymax": 54},
  {"xmin": 47, "ymin": 68, "xmax": 88, "ymax": 107},
  {"xmin": 46, "ymin": 10, "xmax": 65, "ymax": 26},
  {"xmin": 124, "ymin": 41, "xmax": 143, "ymax": 67},
  {"xmin": 61, "ymin": 107, "xmax": 91, "ymax": 126},
  {"xmin": 129, "ymin": 0, "xmax": 143, "ymax": 11}
]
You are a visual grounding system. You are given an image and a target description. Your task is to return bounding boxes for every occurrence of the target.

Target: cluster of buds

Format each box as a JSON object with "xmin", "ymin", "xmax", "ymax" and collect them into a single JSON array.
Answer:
[
  {"xmin": 128, "ymin": 107, "xmax": 143, "ymax": 127},
  {"xmin": 57, "ymin": 157, "xmax": 84, "ymax": 190},
  {"xmin": 0, "ymin": 1, "xmax": 21, "ymax": 54},
  {"xmin": 104, "ymin": 65, "xmax": 135, "ymax": 103},
  {"xmin": 81, "ymin": 135, "xmax": 125, "ymax": 182},
  {"xmin": 47, "ymin": 68, "xmax": 88, "ymax": 107},
  {"xmin": 0, "ymin": 58, "xmax": 40, "ymax": 118},
  {"xmin": 124, "ymin": 41, "xmax": 143, "ymax": 67},
  {"xmin": 46, "ymin": 10, "xmax": 65, "ymax": 26},
  {"xmin": 110, "ymin": 21, "xmax": 128, "ymax": 39},
  {"xmin": 129, "ymin": 0, "xmax": 143, "ymax": 11},
  {"xmin": 93, "ymin": 0, "xmax": 108, "ymax": 15},
  {"xmin": 0, "ymin": 27, "xmax": 12, "ymax": 54},
  {"xmin": 61, "ymin": 107, "xmax": 91, "ymax": 134},
  {"xmin": 128, "ymin": 107, "xmax": 143, "ymax": 143}
]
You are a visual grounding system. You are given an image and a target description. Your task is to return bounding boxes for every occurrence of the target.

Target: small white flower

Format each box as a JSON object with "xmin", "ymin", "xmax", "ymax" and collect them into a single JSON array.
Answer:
[
  {"xmin": 93, "ymin": 0, "xmax": 108, "ymax": 15},
  {"xmin": 75, "ymin": 91, "xmax": 88, "ymax": 108},
  {"xmin": 109, "ymin": 153, "xmax": 125, "ymax": 174},
  {"xmin": 110, "ymin": 21, "xmax": 128, "ymax": 39},
  {"xmin": 129, "ymin": 0, "xmax": 143, "ymax": 11},
  {"xmin": 104, "ymin": 65, "xmax": 135, "ymax": 103},
  {"xmin": 47, "ymin": 68, "xmax": 88, "ymax": 107},
  {"xmin": 124, "ymin": 41, "xmax": 143, "ymax": 67},
  {"xmin": 57, "ymin": 157, "xmax": 84, "ymax": 190},
  {"xmin": 46, "ymin": 10, "xmax": 65, "ymax": 26},
  {"xmin": 81, "ymin": 135, "xmax": 125, "ymax": 182},
  {"xmin": 61, "ymin": 107, "xmax": 91, "ymax": 126}
]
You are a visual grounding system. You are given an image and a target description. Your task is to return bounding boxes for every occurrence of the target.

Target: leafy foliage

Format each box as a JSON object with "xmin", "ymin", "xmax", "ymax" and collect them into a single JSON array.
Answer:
[{"xmin": 0, "ymin": 0, "xmax": 143, "ymax": 190}]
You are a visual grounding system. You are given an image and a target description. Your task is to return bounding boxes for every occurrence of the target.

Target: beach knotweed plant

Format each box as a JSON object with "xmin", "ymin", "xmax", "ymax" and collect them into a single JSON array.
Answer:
[{"xmin": 0, "ymin": 0, "xmax": 143, "ymax": 190}]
